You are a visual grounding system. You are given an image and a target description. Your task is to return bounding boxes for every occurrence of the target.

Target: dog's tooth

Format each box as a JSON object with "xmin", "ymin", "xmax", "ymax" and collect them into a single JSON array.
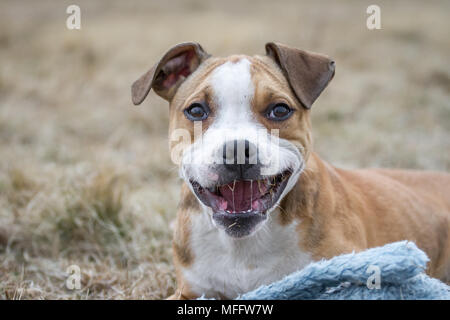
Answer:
[
  {"xmin": 258, "ymin": 179, "xmax": 269, "ymax": 194},
  {"xmin": 232, "ymin": 179, "xmax": 236, "ymax": 212},
  {"xmin": 227, "ymin": 180, "xmax": 236, "ymax": 191},
  {"xmin": 250, "ymin": 180, "xmax": 253, "ymax": 211}
]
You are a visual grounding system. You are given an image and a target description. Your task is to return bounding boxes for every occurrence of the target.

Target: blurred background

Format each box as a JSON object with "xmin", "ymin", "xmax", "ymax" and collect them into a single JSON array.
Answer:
[{"xmin": 0, "ymin": 0, "xmax": 449, "ymax": 299}]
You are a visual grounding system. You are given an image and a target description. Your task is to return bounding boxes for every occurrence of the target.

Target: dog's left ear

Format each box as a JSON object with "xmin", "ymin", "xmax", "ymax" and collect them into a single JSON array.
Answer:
[
  {"xmin": 132, "ymin": 42, "xmax": 210, "ymax": 105},
  {"xmin": 265, "ymin": 42, "xmax": 335, "ymax": 109}
]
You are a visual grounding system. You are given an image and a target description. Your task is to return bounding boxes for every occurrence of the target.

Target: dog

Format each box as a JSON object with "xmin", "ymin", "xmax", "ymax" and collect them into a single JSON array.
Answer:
[{"xmin": 131, "ymin": 42, "xmax": 450, "ymax": 299}]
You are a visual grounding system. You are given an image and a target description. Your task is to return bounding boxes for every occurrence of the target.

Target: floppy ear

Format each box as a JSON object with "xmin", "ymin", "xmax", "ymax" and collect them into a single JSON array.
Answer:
[
  {"xmin": 131, "ymin": 42, "xmax": 210, "ymax": 105},
  {"xmin": 265, "ymin": 42, "xmax": 335, "ymax": 109}
]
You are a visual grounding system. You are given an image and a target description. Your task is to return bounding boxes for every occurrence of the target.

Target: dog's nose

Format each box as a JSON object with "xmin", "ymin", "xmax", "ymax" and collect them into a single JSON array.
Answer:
[{"xmin": 222, "ymin": 139, "xmax": 257, "ymax": 165}]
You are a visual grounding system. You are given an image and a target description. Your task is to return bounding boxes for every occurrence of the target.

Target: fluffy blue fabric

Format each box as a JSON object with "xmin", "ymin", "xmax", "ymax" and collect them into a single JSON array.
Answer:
[{"xmin": 238, "ymin": 241, "xmax": 449, "ymax": 300}]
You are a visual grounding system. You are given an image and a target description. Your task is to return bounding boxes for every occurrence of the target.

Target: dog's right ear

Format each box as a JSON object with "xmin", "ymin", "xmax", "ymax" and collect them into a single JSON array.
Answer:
[{"xmin": 131, "ymin": 42, "xmax": 210, "ymax": 105}]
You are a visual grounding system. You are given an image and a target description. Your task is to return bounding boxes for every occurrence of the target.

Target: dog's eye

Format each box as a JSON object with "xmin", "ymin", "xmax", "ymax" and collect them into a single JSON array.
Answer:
[
  {"xmin": 184, "ymin": 103, "xmax": 209, "ymax": 121},
  {"xmin": 266, "ymin": 103, "xmax": 293, "ymax": 121}
]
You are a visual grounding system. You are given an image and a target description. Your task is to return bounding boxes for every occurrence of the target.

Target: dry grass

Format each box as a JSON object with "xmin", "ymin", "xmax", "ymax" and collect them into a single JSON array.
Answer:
[{"xmin": 0, "ymin": 0, "xmax": 449, "ymax": 299}]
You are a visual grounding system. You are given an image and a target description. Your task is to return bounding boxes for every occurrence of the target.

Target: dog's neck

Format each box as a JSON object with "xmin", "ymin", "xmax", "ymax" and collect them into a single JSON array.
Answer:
[{"xmin": 280, "ymin": 152, "xmax": 329, "ymax": 221}]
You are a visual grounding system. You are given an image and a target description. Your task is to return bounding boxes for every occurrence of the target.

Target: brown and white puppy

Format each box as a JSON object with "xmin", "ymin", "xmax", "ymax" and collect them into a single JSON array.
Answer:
[{"xmin": 131, "ymin": 42, "xmax": 450, "ymax": 299}]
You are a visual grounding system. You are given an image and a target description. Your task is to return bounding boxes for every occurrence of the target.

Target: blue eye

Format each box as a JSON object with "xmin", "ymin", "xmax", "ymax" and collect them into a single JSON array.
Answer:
[
  {"xmin": 266, "ymin": 103, "xmax": 293, "ymax": 121},
  {"xmin": 184, "ymin": 103, "xmax": 209, "ymax": 121}
]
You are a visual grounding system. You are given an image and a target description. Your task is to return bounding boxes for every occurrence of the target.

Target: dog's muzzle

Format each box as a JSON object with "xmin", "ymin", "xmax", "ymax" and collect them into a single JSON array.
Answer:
[{"xmin": 188, "ymin": 139, "xmax": 293, "ymax": 238}]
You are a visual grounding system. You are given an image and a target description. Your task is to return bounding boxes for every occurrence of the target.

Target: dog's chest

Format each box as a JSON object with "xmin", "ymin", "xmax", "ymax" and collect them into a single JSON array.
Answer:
[{"xmin": 182, "ymin": 212, "xmax": 312, "ymax": 299}]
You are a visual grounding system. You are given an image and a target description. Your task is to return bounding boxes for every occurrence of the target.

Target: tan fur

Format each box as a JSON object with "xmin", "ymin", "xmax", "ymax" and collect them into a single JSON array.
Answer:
[
  {"xmin": 131, "ymin": 43, "xmax": 450, "ymax": 299},
  {"xmin": 282, "ymin": 153, "xmax": 450, "ymax": 279}
]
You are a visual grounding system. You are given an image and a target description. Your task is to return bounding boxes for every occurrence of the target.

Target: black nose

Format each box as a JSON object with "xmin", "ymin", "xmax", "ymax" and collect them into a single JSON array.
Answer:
[{"xmin": 222, "ymin": 139, "xmax": 257, "ymax": 165}]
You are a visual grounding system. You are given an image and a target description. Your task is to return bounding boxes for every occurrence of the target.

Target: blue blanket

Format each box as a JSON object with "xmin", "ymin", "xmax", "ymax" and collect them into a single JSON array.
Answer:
[{"xmin": 238, "ymin": 241, "xmax": 449, "ymax": 300}]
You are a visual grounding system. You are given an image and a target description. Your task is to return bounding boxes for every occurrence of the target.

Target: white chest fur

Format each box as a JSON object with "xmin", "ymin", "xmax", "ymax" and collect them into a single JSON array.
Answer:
[{"xmin": 182, "ymin": 210, "xmax": 312, "ymax": 299}]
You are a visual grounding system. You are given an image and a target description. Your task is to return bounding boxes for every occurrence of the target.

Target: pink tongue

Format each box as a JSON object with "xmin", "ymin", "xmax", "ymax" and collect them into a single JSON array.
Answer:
[{"xmin": 219, "ymin": 180, "xmax": 267, "ymax": 213}]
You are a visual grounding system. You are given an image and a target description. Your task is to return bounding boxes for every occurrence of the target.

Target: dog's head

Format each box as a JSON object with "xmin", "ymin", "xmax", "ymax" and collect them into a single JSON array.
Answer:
[{"xmin": 131, "ymin": 42, "xmax": 335, "ymax": 238}]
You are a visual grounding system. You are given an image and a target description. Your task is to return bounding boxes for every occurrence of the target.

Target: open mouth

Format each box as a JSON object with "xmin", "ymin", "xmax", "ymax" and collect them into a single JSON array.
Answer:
[
  {"xmin": 190, "ymin": 169, "xmax": 292, "ymax": 237},
  {"xmin": 191, "ymin": 169, "xmax": 292, "ymax": 214}
]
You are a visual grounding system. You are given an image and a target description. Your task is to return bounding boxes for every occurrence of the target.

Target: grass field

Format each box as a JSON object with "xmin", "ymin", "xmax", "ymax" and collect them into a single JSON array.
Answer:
[{"xmin": 1, "ymin": 0, "xmax": 449, "ymax": 299}]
